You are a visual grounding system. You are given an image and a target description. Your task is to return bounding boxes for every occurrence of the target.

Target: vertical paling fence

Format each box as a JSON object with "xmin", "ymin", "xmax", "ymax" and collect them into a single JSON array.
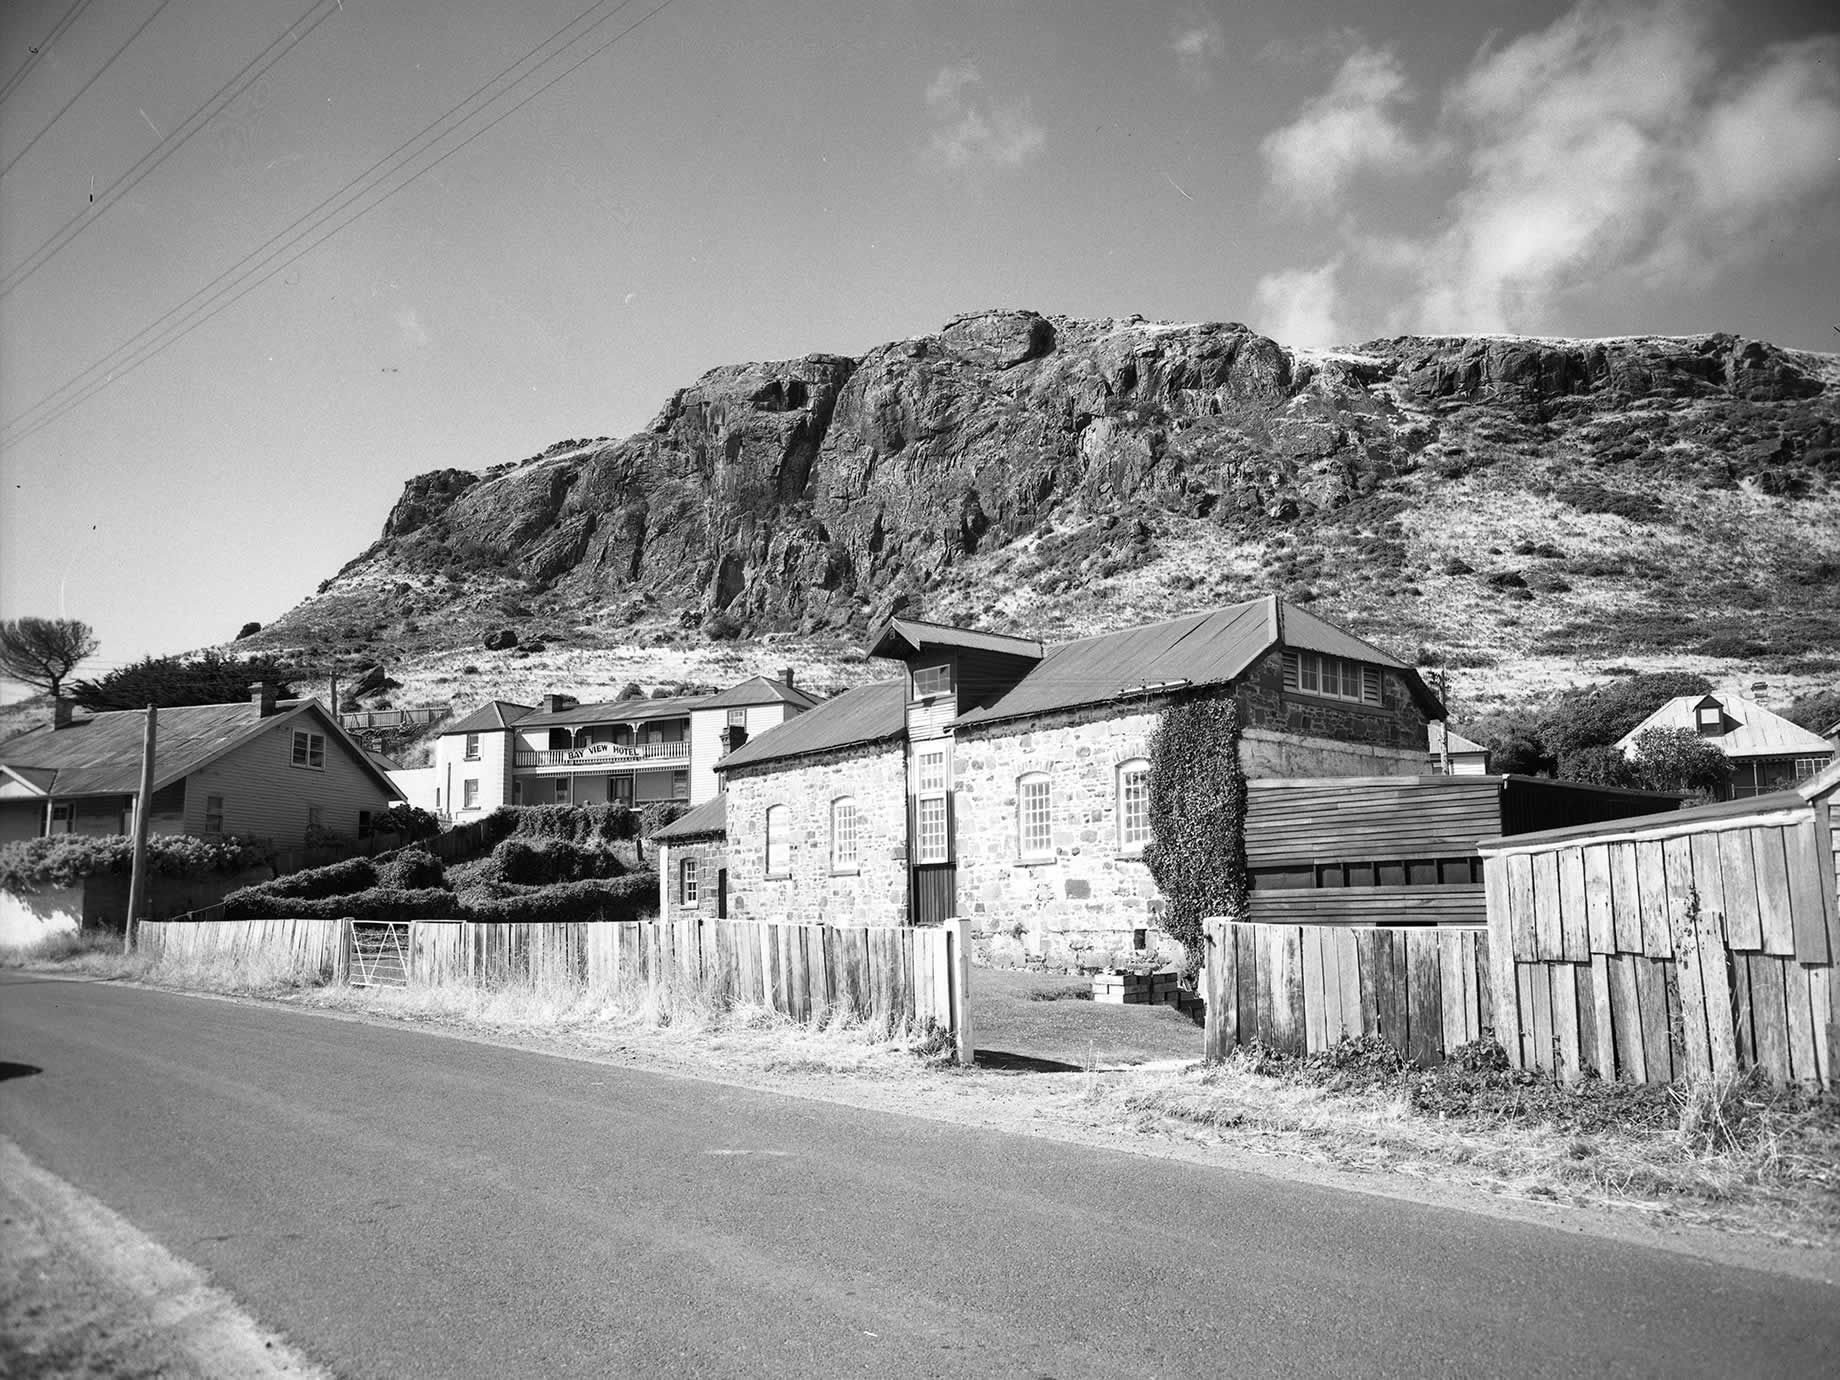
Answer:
[
  {"xmin": 134, "ymin": 916, "xmax": 347, "ymax": 983},
  {"xmin": 1202, "ymin": 919, "xmax": 1492, "ymax": 1066},
  {"xmin": 1480, "ymin": 807, "xmax": 1838, "ymax": 1086}
]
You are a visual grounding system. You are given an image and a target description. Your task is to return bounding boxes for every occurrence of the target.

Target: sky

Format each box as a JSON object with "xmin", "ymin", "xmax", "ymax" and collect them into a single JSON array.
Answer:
[{"xmin": 1, "ymin": 0, "xmax": 1836, "ymax": 694}]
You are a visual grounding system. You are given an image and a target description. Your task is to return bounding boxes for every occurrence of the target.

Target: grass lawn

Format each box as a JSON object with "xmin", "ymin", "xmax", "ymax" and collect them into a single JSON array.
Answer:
[{"xmin": 970, "ymin": 968, "xmax": 1202, "ymax": 1071}]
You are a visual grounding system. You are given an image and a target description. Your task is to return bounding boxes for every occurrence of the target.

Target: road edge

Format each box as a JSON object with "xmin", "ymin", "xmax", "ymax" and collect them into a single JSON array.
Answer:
[{"xmin": 0, "ymin": 1136, "xmax": 331, "ymax": 1380}]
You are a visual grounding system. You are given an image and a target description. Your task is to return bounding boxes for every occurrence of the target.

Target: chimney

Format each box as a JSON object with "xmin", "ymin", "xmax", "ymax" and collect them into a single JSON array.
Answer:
[
  {"xmin": 780, "ymin": 667, "xmax": 795, "ymax": 690},
  {"xmin": 544, "ymin": 693, "xmax": 577, "ymax": 714},
  {"xmin": 719, "ymin": 724, "xmax": 749, "ymax": 755},
  {"xmin": 53, "ymin": 696, "xmax": 74, "ymax": 729},
  {"xmin": 250, "ymin": 681, "xmax": 278, "ymax": 717}
]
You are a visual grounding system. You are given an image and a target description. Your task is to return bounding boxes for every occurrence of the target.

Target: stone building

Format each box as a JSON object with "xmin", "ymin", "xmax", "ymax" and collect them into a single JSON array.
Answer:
[{"xmin": 703, "ymin": 597, "xmax": 1443, "ymax": 967}]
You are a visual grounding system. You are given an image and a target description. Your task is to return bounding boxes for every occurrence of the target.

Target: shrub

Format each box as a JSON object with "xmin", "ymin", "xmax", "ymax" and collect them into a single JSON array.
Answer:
[
  {"xmin": 1627, "ymin": 727, "xmax": 1731, "ymax": 797},
  {"xmin": 509, "ymin": 804, "xmax": 639, "ymax": 844},
  {"xmin": 377, "ymin": 803, "xmax": 440, "ymax": 842},
  {"xmin": 1554, "ymin": 482, "xmax": 1667, "ymax": 524},
  {"xmin": 0, "ymin": 833, "xmax": 271, "ymax": 892},
  {"xmin": 1442, "ymin": 557, "xmax": 1475, "ymax": 576},
  {"xmin": 487, "ymin": 837, "xmax": 627, "ymax": 885},
  {"xmin": 639, "ymin": 802, "xmax": 690, "ymax": 837},
  {"xmin": 250, "ymin": 856, "xmax": 379, "ymax": 901},
  {"xmin": 455, "ymin": 874, "xmax": 656, "ymax": 924},
  {"xmin": 376, "ymin": 848, "xmax": 444, "ymax": 891}
]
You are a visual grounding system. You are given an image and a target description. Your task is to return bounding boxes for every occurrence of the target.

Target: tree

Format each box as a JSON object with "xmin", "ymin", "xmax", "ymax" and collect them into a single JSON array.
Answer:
[
  {"xmin": 0, "ymin": 617, "xmax": 97, "ymax": 700},
  {"xmin": 1627, "ymin": 727, "xmax": 1732, "ymax": 799},
  {"xmin": 71, "ymin": 650, "xmax": 296, "ymax": 711}
]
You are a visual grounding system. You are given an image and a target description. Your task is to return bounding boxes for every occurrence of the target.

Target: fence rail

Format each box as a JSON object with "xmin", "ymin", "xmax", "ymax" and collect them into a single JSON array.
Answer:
[{"xmin": 1203, "ymin": 919, "xmax": 1492, "ymax": 1067}]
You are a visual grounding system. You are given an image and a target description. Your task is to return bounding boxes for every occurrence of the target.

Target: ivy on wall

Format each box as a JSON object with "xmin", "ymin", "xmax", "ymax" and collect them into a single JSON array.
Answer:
[{"xmin": 1143, "ymin": 694, "xmax": 1249, "ymax": 971}]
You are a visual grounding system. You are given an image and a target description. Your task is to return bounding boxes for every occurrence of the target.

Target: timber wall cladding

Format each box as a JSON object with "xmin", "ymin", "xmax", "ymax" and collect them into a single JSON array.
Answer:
[
  {"xmin": 135, "ymin": 916, "xmax": 346, "ymax": 981},
  {"xmin": 1201, "ymin": 920, "xmax": 1493, "ymax": 1067},
  {"xmin": 1480, "ymin": 805, "xmax": 1840, "ymax": 1086}
]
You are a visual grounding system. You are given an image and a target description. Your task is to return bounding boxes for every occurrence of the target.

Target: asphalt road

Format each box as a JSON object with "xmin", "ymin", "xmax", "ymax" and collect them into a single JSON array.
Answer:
[{"xmin": 2, "ymin": 973, "xmax": 1835, "ymax": 1379}]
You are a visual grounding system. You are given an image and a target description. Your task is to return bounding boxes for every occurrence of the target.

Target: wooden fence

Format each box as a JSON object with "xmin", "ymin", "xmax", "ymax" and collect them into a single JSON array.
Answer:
[
  {"xmin": 135, "ymin": 916, "xmax": 968, "ymax": 1050},
  {"xmin": 1202, "ymin": 919, "xmax": 1493, "ymax": 1067},
  {"xmin": 1480, "ymin": 795, "xmax": 1839, "ymax": 1086},
  {"xmin": 135, "ymin": 916, "xmax": 347, "ymax": 982}
]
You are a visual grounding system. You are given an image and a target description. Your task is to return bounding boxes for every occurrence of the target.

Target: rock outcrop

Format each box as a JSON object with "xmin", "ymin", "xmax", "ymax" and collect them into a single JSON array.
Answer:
[{"xmin": 285, "ymin": 311, "xmax": 1839, "ymax": 645}]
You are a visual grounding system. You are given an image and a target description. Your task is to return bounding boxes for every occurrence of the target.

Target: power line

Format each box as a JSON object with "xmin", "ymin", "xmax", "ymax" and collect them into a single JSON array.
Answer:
[
  {"xmin": 0, "ymin": 0, "xmax": 341, "ymax": 298},
  {"xmin": 0, "ymin": 0, "xmax": 176, "ymax": 182},
  {"xmin": 0, "ymin": 0, "xmax": 95, "ymax": 106},
  {"xmin": 3, "ymin": 0, "xmax": 682, "ymax": 449},
  {"xmin": 3, "ymin": 0, "xmax": 636, "ymax": 442}
]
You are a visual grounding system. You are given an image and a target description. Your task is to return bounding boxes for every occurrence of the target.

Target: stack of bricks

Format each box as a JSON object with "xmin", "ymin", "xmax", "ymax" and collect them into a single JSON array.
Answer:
[{"xmin": 1091, "ymin": 969, "xmax": 1180, "ymax": 1005}]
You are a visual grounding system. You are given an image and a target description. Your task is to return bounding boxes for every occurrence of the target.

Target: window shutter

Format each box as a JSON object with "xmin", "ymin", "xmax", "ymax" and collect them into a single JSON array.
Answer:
[
  {"xmin": 1281, "ymin": 650, "xmax": 1299, "ymax": 690},
  {"xmin": 1362, "ymin": 666, "xmax": 1382, "ymax": 704}
]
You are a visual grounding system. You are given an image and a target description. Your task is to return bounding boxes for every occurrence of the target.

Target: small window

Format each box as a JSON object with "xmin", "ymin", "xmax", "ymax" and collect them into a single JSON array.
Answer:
[
  {"xmin": 915, "ymin": 749, "xmax": 949, "ymax": 863},
  {"xmin": 358, "ymin": 809, "xmax": 373, "ymax": 838},
  {"xmin": 917, "ymin": 750, "xmax": 947, "ymax": 794},
  {"xmin": 912, "ymin": 663, "xmax": 952, "ymax": 699},
  {"xmin": 291, "ymin": 730, "xmax": 325, "ymax": 769},
  {"xmin": 672, "ymin": 769, "xmax": 689, "ymax": 800},
  {"xmin": 464, "ymin": 732, "xmax": 480, "ymax": 760},
  {"xmin": 554, "ymin": 777, "xmax": 571, "ymax": 804},
  {"xmin": 50, "ymin": 802, "xmax": 73, "ymax": 834},
  {"xmin": 679, "ymin": 857, "xmax": 699, "ymax": 907},
  {"xmin": 463, "ymin": 778, "xmax": 480, "ymax": 810},
  {"xmin": 1284, "ymin": 650, "xmax": 1380, "ymax": 706},
  {"xmin": 1018, "ymin": 773, "xmax": 1052, "ymax": 859},
  {"xmin": 727, "ymin": 707, "xmax": 747, "ymax": 727},
  {"xmin": 1117, "ymin": 760, "xmax": 1151, "ymax": 852},
  {"xmin": 512, "ymin": 780, "xmax": 523, "ymax": 805},
  {"xmin": 205, "ymin": 794, "xmax": 225, "ymax": 835},
  {"xmin": 832, "ymin": 797, "xmax": 859, "ymax": 871},
  {"xmin": 766, "ymin": 804, "xmax": 790, "ymax": 876}
]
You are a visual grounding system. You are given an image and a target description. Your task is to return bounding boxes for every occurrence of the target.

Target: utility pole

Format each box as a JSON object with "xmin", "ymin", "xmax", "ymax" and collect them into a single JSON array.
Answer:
[
  {"xmin": 124, "ymin": 705, "xmax": 157, "ymax": 950},
  {"xmin": 1436, "ymin": 671, "xmax": 1452, "ymax": 775}
]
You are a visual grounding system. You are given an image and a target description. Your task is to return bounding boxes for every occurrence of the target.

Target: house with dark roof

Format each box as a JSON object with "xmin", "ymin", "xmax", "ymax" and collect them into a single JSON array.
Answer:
[
  {"xmin": 708, "ymin": 598, "xmax": 1445, "ymax": 967},
  {"xmin": 0, "ymin": 684, "xmax": 402, "ymax": 846},
  {"xmin": 421, "ymin": 674, "xmax": 816, "ymax": 822},
  {"xmin": 1615, "ymin": 691, "xmax": 1834, "ymax": 799}
]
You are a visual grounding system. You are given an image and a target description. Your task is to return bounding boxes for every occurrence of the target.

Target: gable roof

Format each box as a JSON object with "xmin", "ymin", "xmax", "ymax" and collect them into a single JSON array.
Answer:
[
  {"xmin": 0, "ymin": 700, "xmax": 402, "ymax": 800},
  {"xmin": 519, "ymin": 691, "xmax": 710, "ymax": 729},
  {"xmin": 697, "ymin": 676, "xmax": 819, "ymax": 711},
  {"xmin": 1614, "ymin": 693, "xmax": 1835, "ymax": 759},
  {"xmin": 443, "ymin": 700, "xmax": 534, "ymax": 735},
  {"xmin": 1429, "ymin": 722, "xmax": 1488, "ymax": 756},
  {"xmin": 652, "ymin": 793, "xmax": 726, "ymax": 842},
  {"xmin": 716, "ymin": 680, "xmax": 907, "ymax": 772},
  {"xmin": 869, "ymin": 617, "xmax": 1045, "ymax": 662}
]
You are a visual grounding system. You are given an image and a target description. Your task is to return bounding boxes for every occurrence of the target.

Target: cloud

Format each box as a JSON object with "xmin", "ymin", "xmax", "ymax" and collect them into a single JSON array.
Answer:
[
  {"xmin": 394, "ymin": 305, "xmax": 431, "ymax": 348},
  {"xmin": 1260, "ymin": 46, "xmax": 1425, "ymax": 208},
  {"xmin": 1262, "ymin": 3, "xmax": 1840, "ymax": 334},
  {"xmin": 1254, "ymin": 259, "xmax": 1346, "ymax": 348},
  {"xmin": 923, "ymin": 63, "xmax": 1045, "ymax": 172},
  {"xmin": 1170, "ymin": 15, "xmax": 1226, "ymax": 88}
]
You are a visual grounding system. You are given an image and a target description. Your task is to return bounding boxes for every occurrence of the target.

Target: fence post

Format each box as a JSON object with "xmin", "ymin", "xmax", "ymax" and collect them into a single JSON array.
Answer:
[
  {"xmin": 335, "ymin": 917, "xmax": 351, "ymax": 985},
  {"xmin": 1202, "ymin": 920, "xmax": 1225, "ymax": 1063},
  {"xmin": 944, "ymin": 918, "xmax": 974, "ymax": 1067}
]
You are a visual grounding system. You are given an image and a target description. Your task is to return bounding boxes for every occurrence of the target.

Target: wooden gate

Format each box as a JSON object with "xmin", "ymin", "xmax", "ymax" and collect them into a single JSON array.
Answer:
[
  {"xmin": 911, "ymin": 863, "xmax": 956, "ymax": 925},
  {"xmin": 349, "ymin": 921, "xmax": 411, "ymax": 987}
]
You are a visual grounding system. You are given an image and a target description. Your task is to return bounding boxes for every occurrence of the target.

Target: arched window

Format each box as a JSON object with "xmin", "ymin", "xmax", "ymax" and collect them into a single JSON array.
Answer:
[
  {"xmin": 1117, "ymin": 758, "xmax": 1151, "ymax": 852},
  {"xmin": 832, "ymin": 797, "xmax": 859, "ymax": 872},
  {"xmin": 765, "ymin": 804, "xmax": 790, "ymax": 877},
  {"xmin": 1017, "ymin": 772, "xmax": 1052, "ymax": 859}
]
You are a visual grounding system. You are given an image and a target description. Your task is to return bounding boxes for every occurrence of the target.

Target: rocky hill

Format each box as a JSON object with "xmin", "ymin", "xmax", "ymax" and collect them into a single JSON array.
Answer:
[{"xmin": 246, "ymin": 310, "xmax": 1840, "ymax": 729}]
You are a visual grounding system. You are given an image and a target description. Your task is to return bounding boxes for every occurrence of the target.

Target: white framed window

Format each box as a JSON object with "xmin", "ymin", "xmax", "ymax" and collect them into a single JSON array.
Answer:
[
  {"xmin": 915, "ymin": 748, "xmax": 949, "ymax": 863},
  {"xmin": 912, "ymin": 662, "xmax": 952, "ymax": 699},
  {"xmin": 832, "ymin": 797, "xmax": 859, "ymax": 872},
  {"xmin": 1117, "ymin": 759, "xmax": 1151, "ymax": 852},
  {"xmin": 1282, "ymin": 650, "xmax": 1381, "ymax": 706},
  {"xmin": 1795, "ymin": 757, "xmax": 1826, "ymax": 781},
  {"xmin": 291, "ymin": 730, "xmax": 326, "ymax": 769},
  {"xmin": 49, "ymin": 802, "xmax": 72, "ymax": 834},
  {"xmin": 463, "ymin": 778, "xmax": 480, "ymax": 810},
  {"xmin": 765, "ymin": 804, "xmax": 790, "ymax": 876},
  {"xmin": 680, "ymin": 857, "xmax": 699, "ymax": 907},
  {"xmin": 464, "ymin": 732, "xmax": 480, "ymax": 760},
  {"xmin": 205, "ymin": 795, "xmax": 225, "ymax": 834},
  {"xmin": 1018, "ymin": 773, "xmax": 1052, "ymax": 859},
  {"xmin": 672, "ymin": 770, "xmax": 689, "ymax": 800},
  {"xmin": 727, "ymin": 707, "xmax": 747, "ymax": 726}
]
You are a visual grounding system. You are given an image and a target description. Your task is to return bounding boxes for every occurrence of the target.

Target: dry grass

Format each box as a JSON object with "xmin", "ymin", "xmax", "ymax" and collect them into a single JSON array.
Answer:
[{"xmin": 1086, "ymin": 1039, "xmax": 1840, "ymax": 1244}]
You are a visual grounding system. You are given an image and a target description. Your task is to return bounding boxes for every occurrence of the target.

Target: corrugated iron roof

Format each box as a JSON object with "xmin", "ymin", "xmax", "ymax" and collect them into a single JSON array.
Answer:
[
  {"xmin": 519, "ymin": 691, "xmax": 709, "ymax": 729},
  {"xmin": 697, "ymin": 676, "xmax": 819, "ymax": 711},
  {"xmin": 1429, "ymin": 722, "xmax": 1488, "ymax": 755},
  {"xmin": 443, "ymin": 700, "xmax": 533, "ymax": 735},
  {"xmin": 952, "ymin": 599, "xmax": 1275, "ymax": 728},
  {"xmin": 0, "ymin": 700, "xmax": 401, "ymax": 800},
  {"xmin": 716, "ymin": 680, "xmax": 907, "ymax": 772},
  {"xmin": 869, "ymin": 617, "xmax": 1045, "ymax": 661},
  {"xmin": 652, "ymin": 793, "xmax": 726, "ymax": 842},
  {"xmin": 1614, "ymin": 694, "xmax": 1836, "ymax": 759}
]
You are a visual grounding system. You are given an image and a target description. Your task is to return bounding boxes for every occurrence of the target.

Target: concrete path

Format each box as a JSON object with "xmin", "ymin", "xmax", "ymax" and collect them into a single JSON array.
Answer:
[{"xmin": 3, "ymin": 973, "xmax": 1835, "ymax": 1378}]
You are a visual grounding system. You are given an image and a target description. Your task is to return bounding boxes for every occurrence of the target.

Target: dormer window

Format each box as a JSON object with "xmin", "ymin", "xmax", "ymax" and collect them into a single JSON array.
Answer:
[
  {"xmin": 1695, "ymin": 696, "xmax": 1725, "ymax": 736},
  {"xmin": 912, "ymin": 663, "xmax": 953, "ymax": 699}
]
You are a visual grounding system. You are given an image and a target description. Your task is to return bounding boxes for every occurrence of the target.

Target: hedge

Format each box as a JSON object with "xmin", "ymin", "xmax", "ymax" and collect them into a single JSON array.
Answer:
[
  {"xmin": 255, "ymin": 855, "xmax": 381, "ymax": 901},
  {"xmin": 0, "ymin": 833, "xmax": 272, "ymax": 893},
  {"xmin": 223, "ymin": 885, "xmax": 458, "ymax": 922},
  {"xmin": 500, "ymin": 803, "xmax": 640, "ymax": 845},
  {"xmin": 489, "ymin": 838, "xmax": 628, "ymax": 885},
  {"xmin": 455, "ymin": 873, "xmax": 656, "ymax": 924}
]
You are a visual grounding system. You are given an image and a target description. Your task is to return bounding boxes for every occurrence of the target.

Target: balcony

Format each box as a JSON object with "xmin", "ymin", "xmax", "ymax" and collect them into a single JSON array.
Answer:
[{"xmin": 514, "ymin": 740, "xmax": 690, "ymax": 771}]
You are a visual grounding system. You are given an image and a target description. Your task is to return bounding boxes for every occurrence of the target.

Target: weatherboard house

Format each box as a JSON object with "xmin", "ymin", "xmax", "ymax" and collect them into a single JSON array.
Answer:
[
  {"xmin": 1616, "ymin": 692, "xmax": 1834, "ymax": 800},
  {"xmin": 675, "ymin": 598, "xmax": 1443, "ymax": 966},
  {"xmin": 0, "ymin": 685, "xmax": 402, "ymax": 847}
]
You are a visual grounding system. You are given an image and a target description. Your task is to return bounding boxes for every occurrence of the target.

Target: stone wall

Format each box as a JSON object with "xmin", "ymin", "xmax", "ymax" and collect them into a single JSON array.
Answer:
[
  {"xmin": 1240, "ymin": 648, "xmax": 1429, "ymax": 754},
  {"xmin": 660, "ymin": 837, "xmax": 727, "ymax": 923},
  {"xmin": 723, "ymin": 744, "xmax": 908, "ymax": 926},
  {"xmin": 953, "ymin": 704, "xmax": 1172, "ymax": 970}
]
